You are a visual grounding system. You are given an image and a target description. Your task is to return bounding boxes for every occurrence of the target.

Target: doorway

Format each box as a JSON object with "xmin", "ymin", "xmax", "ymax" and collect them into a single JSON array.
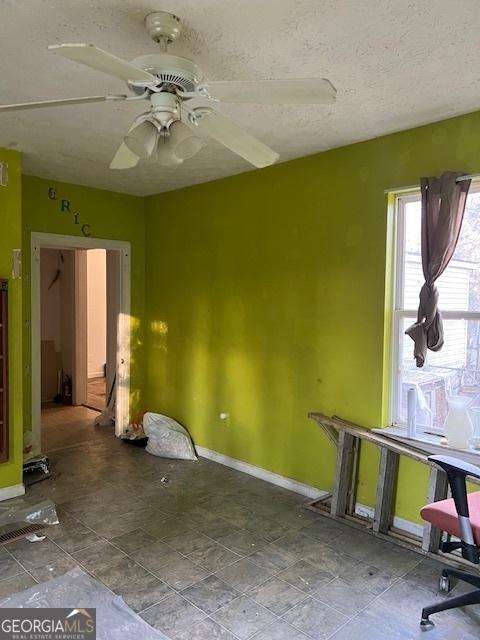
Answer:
[
  {"xmin": 31, "ymin": 233, "xmax": 131, "ymax": 456},
  {"xmin": 85, "ymin": 248, "xmax": 107, "ymax": 413}
]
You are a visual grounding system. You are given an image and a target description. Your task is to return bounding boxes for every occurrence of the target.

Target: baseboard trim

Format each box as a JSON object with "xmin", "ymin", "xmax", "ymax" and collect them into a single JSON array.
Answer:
[
  {"xmin": 196, "ymin": 445, "xmax": 422, "ymax": 535},
  {"xmin": 196, "ymin": 446, "xmax": 327, "ymax": 500},
  {"xmin": 355, "ymin": 502, "xmax": 423, "ymax": 538},
  {"xmin": 0, "ymin": 483, "xmax": 25, "ymax": 502}
]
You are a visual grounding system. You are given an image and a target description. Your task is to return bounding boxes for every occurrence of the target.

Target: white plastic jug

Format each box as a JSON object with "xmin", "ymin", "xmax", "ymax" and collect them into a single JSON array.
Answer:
[{"xmin": 444, "ymin": 396, "xmax": 473, "ymax": 449}]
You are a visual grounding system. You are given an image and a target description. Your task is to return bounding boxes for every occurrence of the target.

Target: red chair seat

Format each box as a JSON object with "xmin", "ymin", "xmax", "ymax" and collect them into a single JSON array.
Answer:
[{"xmin": 421, "ymin": 491, "xmax": 480, "ymax": 545}]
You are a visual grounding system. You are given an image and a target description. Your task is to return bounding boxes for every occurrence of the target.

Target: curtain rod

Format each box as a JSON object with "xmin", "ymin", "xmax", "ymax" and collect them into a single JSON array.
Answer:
[{"xmin": 384, "ymin": 173, "xmax": 480, "ymax": 194}]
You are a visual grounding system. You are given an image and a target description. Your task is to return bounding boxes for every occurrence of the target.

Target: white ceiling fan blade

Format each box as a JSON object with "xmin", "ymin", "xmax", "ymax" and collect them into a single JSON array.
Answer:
[
  {"xmin": 182, "ymin": 106, "xmax": 278, "ymax": 168},
  {"xmin": 49, "ymin": 44, "xmax": 157, "ymax": 83},
  {"xmin": 110, "ymin": 141, "xmax": 139, "ymax": 170},
  {"xmin": 206, "ymin": 78, "xmax": 336, "ymax": 104},
  {"xmin": 0, "ymin": 95, "xmax": 126, "ymax": 113}
]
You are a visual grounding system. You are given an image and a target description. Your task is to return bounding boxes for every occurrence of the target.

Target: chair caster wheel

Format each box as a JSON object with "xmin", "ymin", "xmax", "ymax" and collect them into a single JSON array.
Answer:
[
  {"xmin": 420, "ymin": 617, "xmax": 434, "ymax": 631},
  {"xmin": 439, "ymin": 575, "xmax": 450, "ymax": 593}
]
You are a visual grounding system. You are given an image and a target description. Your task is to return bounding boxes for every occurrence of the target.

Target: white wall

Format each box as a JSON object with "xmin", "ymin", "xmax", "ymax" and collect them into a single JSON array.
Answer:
[
  {"xmin": 60, "ymin": 250, "xmax": 76, "ymax": 381},
  {"xmin": 40, "ymin": 249, "xmax": 62, "ymax": 350},
  {"xmin": 87, "ymin": 249, "xmax": 106, "ymax": 379},
  {"xmin": 40, "ymin": 248, "xmax": 75, "ymax": 401}
]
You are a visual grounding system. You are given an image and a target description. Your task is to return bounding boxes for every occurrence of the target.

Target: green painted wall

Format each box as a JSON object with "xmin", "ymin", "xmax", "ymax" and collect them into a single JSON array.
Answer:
[
  {"xmin": 144, "ymin": 110, "xmax": 480, "ymax": 522},
  {"xmin": 3, "ymin": 109, "xmax": 480, "ymax": 517},
  {"xmin": 0, "ymin": 148, "xmax": 23, "ymax": 489},
  {"xmin": 21, "ymin": 176, "xmax": 146, "ymax": 438}
]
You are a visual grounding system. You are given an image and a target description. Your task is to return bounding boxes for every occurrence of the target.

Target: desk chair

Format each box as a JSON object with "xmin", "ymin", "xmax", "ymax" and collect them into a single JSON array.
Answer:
[{"xmin": 420, "ymin": 454, "xmax": 480, "ymax": 628}]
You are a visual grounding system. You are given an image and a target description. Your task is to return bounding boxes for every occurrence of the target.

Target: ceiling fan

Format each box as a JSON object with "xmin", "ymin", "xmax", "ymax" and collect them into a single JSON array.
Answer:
[{"xmin": 0, "ymin": 11, "xmax": 336, "ymax": 170}]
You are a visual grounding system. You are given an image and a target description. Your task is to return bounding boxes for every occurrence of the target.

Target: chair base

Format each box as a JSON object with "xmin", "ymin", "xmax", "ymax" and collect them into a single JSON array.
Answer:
[{"xmin": 420, "ymin": 568, "xmax": 480, "ymax": 628}]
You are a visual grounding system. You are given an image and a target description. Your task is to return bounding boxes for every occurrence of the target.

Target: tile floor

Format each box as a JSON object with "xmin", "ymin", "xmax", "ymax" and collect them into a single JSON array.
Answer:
[
  {"xmin": 41, "ymin": 404, "xmax": 104, "ymax": 452},
  {"xmin": 85, "ymin": 376, "xmax": 106, "ymax": 412},
  {"xmin": 5, "ymin": 416, "xmax": 480, "ymax": 639}
]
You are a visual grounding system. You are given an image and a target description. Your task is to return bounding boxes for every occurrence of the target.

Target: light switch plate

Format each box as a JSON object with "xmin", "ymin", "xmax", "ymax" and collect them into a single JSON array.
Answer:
[{"xmin": 0, "ymin": 162, "xmax": 8, "ymax": 187}]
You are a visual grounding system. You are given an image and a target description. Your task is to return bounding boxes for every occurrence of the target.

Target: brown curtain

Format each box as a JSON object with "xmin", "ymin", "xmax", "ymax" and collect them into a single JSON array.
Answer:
[{"xmin": 405, "ymin": 171, "xmax": 471, "ymax": 367}]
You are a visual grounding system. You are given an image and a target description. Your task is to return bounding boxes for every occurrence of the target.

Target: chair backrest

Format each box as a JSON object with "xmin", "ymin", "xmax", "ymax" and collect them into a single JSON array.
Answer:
[{"xmin": 429, "ymin": 455, "xmax": 480, "ymax": 564}]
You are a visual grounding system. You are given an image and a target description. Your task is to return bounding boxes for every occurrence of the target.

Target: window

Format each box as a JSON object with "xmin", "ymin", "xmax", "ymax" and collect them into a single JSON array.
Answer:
[{"xmin": 392, "ymin": 185, "xmax": 480, "ymax": 435}]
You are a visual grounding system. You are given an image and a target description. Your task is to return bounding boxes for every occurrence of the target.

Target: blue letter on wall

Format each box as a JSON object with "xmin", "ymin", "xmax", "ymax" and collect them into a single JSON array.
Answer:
[{"xmin": 60, "ymin": 199, "xmax": 71, "ymax": 213}]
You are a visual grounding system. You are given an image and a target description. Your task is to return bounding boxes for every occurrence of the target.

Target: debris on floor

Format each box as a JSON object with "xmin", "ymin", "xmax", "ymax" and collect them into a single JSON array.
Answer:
[
  {"xmin": 94, "ymin": 374, "xmax": 116, "ymax": 426},
  {"xmin": 122, "ymin": 411, "xmax": 197, "ymax": 459},
  {"xmin": 94, "ymin": 409, "xmax": 115, "ymax": 427},
  {"xmin": 0, "ymin": 523, "xmax": 47, "ymax": 544},
  {"xmin": 0, "ymin": 498, "xmax": 58, "ymax": 529},
  {"xmin": 23, "ymin": 454, "xmax": 50, "ymax": 475},
  {"xmin": 0, "ymin": 498, "xmax": 59, "ymax": 544},
  {"xmin": 123, "ymin": 410, "xmax": 149, "ymax": 447},
  {"xmin": 123, "ymin": 436, "xmax": 149, "ymax": 448},
  {"xmin": 23, "ymin": 454, "xmax": 51, "ymax": 486},
  {"xmin": 25, "ymin": 533, "xmax": 46, "ymax": 542},
  {"xmin": 143, "ymin": 412, "xmax": 197, "ymax": 460}
]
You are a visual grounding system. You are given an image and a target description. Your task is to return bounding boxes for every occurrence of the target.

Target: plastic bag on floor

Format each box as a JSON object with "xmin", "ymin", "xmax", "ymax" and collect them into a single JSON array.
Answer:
[
  {"xmin": 0, "ymin": 498, "xmax": 59, "ymax": 528},
  {"xmin": 143, "ymin": 412, "xmax": 197, "ymax": 461},
  {"xmin": 0, "ymin": 567, "xmax": 168, "ymax": 639}
]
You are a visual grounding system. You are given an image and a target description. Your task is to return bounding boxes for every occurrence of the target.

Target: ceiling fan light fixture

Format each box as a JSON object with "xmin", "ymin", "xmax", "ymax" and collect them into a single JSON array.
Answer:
[
  {"xmin": 156, "ymin": 135, "xmax": 183, "ymax": 166},
  {"xmin": 169, "ymin": 120, "xmax": 204, "ymax": 160},
  {"xmin": 124, "ymin": 120, "xmax": 158, "ymax": 158},
  {"xmin": 0, "ymin": 11, "xmax": 339, "ymax": 176}
]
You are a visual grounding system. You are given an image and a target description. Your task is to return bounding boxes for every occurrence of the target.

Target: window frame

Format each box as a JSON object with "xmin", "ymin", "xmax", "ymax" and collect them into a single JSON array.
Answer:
[{"xmin": 390, "ymin": 185, "xmax": 480, "ymax": 434}]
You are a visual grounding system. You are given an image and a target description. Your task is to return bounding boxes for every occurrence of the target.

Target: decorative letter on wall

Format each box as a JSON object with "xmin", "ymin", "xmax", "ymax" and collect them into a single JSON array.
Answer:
[{"xmin": 48, "ymin": 187, "xmax": 93, "ymax": 237}]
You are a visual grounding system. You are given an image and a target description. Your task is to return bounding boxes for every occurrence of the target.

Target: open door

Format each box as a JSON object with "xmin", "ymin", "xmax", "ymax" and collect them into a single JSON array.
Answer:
[
  {"xmin": 74, "ymin": 250, "xmax": 88, "ymax": 406},
  {"xmin": 106, "ymin": 250, "xmax": 121, "ymax": 410},
  {"xmin": 31, "ymin": 233, "xmax": 131, "ymax": 457}
]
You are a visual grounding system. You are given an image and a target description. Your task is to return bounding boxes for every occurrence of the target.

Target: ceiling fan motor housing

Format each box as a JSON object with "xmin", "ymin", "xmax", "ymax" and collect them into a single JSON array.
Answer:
[
  {"xmin": 130, "ymin": 54, "xmax": 203, "ymax": 94},
  {"xmin": 150, "ymin": 92, "xmax": 180, "ymax": 130},
  {"xmin": 145, "ymin": 12, "xmax": 182, "ymax": 44}
]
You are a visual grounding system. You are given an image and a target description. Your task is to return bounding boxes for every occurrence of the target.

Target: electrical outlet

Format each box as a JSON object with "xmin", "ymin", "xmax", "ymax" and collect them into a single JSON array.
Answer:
[{"xmin": 12, "ymin": 249, "xmax": 22, "ymax": 279}]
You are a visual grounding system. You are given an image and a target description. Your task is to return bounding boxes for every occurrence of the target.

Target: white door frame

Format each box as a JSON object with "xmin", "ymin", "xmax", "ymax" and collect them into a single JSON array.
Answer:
[
  {"xmin": 74, "ymin": 250, "xmax": 88, "ymax": 406},
  {"xmin": 31, "ymin": 232, "xmax": 131, "ymax": 453}
]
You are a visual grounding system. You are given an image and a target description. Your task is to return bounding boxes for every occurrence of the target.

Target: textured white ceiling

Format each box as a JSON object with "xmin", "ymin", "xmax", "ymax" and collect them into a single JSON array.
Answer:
[{"xmin": 0, "ymin": 0, "xmax": 479, "ymax": 196}]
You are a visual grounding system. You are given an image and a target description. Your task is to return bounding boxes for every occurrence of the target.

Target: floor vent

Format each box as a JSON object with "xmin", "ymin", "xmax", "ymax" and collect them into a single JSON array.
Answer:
[{"xmin": 0, "ymin": 523, "xmax": 45, "ymax": 544}]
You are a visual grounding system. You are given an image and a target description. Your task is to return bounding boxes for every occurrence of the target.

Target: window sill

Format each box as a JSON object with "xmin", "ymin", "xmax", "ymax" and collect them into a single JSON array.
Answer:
[{"xmin": 372, "ymin": 426, "xmax": 480, "ymax": 466}]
